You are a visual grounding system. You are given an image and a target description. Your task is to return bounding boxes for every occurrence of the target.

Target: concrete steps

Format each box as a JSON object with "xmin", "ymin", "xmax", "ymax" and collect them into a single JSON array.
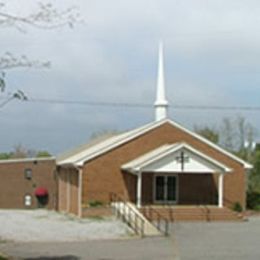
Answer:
[{"xmin": 141, "ymin": 206, "xmax": 244, "ymax": 222}]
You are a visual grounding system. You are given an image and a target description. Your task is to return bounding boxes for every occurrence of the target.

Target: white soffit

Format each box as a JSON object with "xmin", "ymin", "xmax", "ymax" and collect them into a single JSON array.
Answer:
[{"xmin": 122, "ymin": 143, "xmax": 232, "ymax": 174}]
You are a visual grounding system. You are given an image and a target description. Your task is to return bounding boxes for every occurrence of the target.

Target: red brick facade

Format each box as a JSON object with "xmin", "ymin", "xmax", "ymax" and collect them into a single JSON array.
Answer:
[
  {"xmin": 0, "ymin": 158, "xmax": 57, "ymax": 209},
  {"xmin": 81, "ymin": 122, "xmax": 247, "ymax": 210},
  {"xmin": 57, "ymin": 167, "xmax": 80, "ymax": 216}
]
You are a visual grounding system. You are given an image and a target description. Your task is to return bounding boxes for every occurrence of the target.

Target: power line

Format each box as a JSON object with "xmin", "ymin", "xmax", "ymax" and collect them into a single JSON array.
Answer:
[
  {"xmin": 28, "ymin": 97, "xmax": 260, "ymax": 111},
  {"xmin": 29, "ymin": 97, "xmax": 150, "ymax": 108},
  {"xmin": 0, "ymin": 96, "xmax": 14, "ymax": 108},
  {"xmin": 173, "ymin": 105, "xmax": 260, "ymax": 111},
  {"xmin": 1, "ymin": 95, "xmax": 260, "ymax": 112}
]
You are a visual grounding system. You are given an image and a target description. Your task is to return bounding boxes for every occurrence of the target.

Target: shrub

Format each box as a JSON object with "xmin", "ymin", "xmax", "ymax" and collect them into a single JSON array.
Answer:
[
  {"xmin": 232, "ymin": 202, "xmax": 243, "ymax": 212},
  {"xmin": 247, "ymin": 190, "xmax": 260, "ymax": 210},
  {"xmin": 88, "ymin": 200, "xmax": 103, "ymax": 208}
]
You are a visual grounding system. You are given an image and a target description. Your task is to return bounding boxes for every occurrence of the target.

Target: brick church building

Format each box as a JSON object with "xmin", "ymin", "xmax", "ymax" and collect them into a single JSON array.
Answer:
[
  {"xmin": 56, "ymin": 43, "xmax": 252, "ymax": 217},
  {"xmin": 0, "ymin": 43, "xmax": 252, "ymax": 220}
]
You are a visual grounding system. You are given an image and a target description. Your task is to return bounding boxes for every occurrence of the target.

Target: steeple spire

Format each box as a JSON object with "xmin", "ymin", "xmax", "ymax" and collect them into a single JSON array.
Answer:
[{"xmin": 154, "ymin": 41, "xmax": 168, "ymax": 121}]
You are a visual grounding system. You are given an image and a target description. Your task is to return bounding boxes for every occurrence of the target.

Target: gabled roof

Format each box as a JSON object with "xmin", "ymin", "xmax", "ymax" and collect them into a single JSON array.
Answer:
[
  {"xmin": 56, "ymin": 133, "xmax": 116, "ymax": 162},
  {"xmin": 0, "ymin": 157, "xmax": 55, "ymax": 164},
  {"xmin": 57, "ymin": 119, "xmax": 252, "ymax": 169},
  {"xmin": 57, "ymin": 120, "xmax": 165, "ymax": 166},
  {"xmin": 122, "ymin": 142, "xmax": 232, "ymax": 174}
]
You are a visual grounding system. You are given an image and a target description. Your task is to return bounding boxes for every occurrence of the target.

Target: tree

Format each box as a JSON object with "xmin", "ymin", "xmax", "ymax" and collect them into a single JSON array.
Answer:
[
  {"xmin": 36, "ymin": 150, "xmax": 52, "ymax": 158},
  {"xmin": 247, "ymin": 147, "xmax": 260, "ymax": 210},
  {"xmin": 0, "ymin": 144, "xmax": 52, "ymax": 159},
  {"xmin": 0, "ymin": 1, "xmax": 81, "ymax": 106},
  {"xmin": 194, "ymin": 125, "xmax": 219, "ymax": 144},
  {"xmin": 220, "ymin": 117, "xmax": 235, "ymax": 152},
  {"xmin": 194, "ymin": 116, "xmax": 256, "ymax": 161},
  {"xmin": 219, "ymin": 116, "xmax": 255, "ymax": 161}
]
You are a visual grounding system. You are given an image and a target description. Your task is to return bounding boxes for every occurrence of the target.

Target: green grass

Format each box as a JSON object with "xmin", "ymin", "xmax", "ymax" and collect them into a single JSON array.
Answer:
[
  {"xmin": 86, "ymin": 215, "xmax": 105, "ymax": 221},
  {"xmin": 253, "ymin": 205, "xmax": 260, "ymax": 211}
]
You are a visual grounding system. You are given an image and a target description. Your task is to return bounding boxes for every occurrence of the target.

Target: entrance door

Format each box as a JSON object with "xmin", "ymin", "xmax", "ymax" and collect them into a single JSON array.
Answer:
[{"xmin": 155, "ymin": 175, "xmax": 177, "ymax": 204}]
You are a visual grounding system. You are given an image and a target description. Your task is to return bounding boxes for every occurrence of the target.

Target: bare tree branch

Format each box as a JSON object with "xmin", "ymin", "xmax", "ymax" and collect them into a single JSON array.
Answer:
[
  {"xmin": 0, "ymin": 90, "xmax": 27, "ymax": 108},
  {"xmin": 0, "ymin": 2, "xmax": 81, "ymax": 32},
  {"xmin": 0, "ymin": 52, "xmax": 50, "ymax": 70},
  {"xmin": 0, "ymin": 1, "xmax": 82, "ymax": 99}
]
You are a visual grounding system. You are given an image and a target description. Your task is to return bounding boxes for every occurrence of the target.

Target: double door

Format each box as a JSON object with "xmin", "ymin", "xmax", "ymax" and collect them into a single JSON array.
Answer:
[{"xmin": 155, "ymin": 175, "xmax": 177, "ymax": 204}]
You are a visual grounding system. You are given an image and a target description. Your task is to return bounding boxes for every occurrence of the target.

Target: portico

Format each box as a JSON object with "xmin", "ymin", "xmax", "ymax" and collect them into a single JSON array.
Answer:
[{"xmin": 122, "ymin": 142, "xmax": 231, "ymax": 209}]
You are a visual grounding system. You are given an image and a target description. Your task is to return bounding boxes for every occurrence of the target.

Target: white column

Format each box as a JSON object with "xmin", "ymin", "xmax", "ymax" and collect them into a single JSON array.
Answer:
[
  {"xmin": 218, "ymin": 173, "xmax": 224, "ymax": 208},
  {"xmin": 137, "ymin": 171, "xmax": 142, "ymax": 208}
]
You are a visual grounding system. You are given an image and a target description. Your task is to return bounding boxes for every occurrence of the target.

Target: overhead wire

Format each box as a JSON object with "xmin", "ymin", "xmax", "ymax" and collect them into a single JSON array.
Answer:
[
  {"xmin": 1, "ymin": 95, "xmax": 260, "ymax": 111},
  {"xmin": 26, "ymin": 97, "xmax": 260, "ymax": 112}
]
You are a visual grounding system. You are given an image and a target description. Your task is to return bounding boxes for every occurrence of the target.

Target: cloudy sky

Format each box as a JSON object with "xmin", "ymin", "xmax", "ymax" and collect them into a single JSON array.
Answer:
[{"xmin": 1, "ymin": 0, "xmax": 260, "ymax": 155}]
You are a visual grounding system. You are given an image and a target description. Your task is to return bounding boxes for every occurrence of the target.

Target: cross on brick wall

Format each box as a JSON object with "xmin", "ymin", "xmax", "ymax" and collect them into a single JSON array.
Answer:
[{"xmin": 176, "ymin": 151, "xmax": 189, "ymax": 171}]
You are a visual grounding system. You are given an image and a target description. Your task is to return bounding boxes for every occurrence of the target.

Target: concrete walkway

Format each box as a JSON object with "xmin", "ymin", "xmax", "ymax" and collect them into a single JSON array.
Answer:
[{"xmin": 0, "ymin": 237, "xmax": 178, "ymax": 260}]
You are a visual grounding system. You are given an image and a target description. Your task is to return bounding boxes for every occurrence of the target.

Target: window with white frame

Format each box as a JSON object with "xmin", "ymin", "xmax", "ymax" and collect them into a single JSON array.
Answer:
[{"xmin": 24, "ymin": 194, "xmax": 32, "ymax": 206}]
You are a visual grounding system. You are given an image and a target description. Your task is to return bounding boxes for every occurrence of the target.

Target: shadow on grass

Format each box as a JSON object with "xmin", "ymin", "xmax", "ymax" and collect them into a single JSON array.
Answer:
[{"xmin": 24, "ymin": 256, "xmax": 79, "ymax": 260}]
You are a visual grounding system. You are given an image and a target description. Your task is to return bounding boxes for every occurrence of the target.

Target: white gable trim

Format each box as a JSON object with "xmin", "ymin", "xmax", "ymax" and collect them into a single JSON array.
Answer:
[
  {"xmin": 58, "ymin": 118, "xmax": 252, "ymax": 169},
  {"xmin": 166, "ymin": 120, "xmax": 252, "ymax": 169},
  {"xmin": 0, "ymin": 157, "xmax": 55, "ymax": 164},
  {"xmin": 59, "ymin": 120, "xmax": 167, "ymax": 166},
  {"xmin": 122, "ymin": 143, "xmax": 232, "ymax": 174}
]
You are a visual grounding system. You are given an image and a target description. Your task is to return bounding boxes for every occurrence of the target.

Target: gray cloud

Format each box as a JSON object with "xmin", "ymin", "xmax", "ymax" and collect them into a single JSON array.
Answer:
[{"xmin": 1, "ymin": 0, "xmax": 260, "ymax": 154}]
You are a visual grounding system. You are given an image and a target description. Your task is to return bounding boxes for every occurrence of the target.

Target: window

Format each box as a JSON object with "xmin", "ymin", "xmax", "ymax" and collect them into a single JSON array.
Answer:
[
  {"xmin": 24, "ymin": 194, "xmax": 32, "ymax": 206},
  {"xmin": 24, "ymin": 168, "xmax": 32, "ymax": 180}
]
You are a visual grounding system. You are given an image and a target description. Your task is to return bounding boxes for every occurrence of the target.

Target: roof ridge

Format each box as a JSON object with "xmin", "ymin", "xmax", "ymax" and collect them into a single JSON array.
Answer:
[
  {"xmin": 58, "ymin": 118, "xmax": 252, "ymax": 169},
  {"xmin": 0, "ymin": 157, "xmax": 55, "ymax": 164}
]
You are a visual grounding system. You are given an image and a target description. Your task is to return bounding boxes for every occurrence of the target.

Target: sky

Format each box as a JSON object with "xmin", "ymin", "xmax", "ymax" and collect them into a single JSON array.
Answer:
[{"xmin": 1, "ymin": 0, "xmax": 260, "ymax": 155}]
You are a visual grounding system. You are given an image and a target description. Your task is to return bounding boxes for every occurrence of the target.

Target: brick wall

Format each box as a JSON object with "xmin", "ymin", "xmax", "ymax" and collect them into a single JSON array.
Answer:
[
  {"xmin": 57, "ymin": 167, "xmax": 79, "ymax": 216},
  {"xmin": 178, "ymin": 174, "xmax": 217, "ymax": 205},
  {"xmin": 82, "ymin": 122, "xmax": 247, "ymax": 209},
  {"xmin": 0, "ymin": 159, "xmax": 57, "ymax": 209}
]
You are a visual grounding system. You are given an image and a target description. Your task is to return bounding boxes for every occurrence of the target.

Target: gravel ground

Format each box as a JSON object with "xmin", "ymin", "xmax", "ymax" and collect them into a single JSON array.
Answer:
[{"xmin": 0, "ymin": 209, "xmax": 131, "ymax": 242}]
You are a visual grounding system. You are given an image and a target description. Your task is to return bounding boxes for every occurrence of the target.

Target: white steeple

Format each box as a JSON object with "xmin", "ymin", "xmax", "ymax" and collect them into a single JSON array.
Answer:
[{"xmin": 154, "ymin": 41, "xmax": 168, "ymax": 121}]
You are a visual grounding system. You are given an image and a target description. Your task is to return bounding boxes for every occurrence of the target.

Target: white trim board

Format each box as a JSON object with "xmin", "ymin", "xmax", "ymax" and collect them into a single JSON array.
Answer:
[
  {"xmin": 0, "ymin": 157, "xmax": 55, "ymax": 164},
  {"xmin": 122, "ymin": 143, "xmax": 232, "ymax": 174},
  {"xmin": 58, "ymin": 119, "xmax": 252, "ymax": 169}
]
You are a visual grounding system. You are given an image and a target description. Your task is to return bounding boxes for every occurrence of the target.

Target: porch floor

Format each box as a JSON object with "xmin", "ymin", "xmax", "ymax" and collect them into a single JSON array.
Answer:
[{"xmin": 140, "ymin": 205, "xmax": 244, "ymax": 222}]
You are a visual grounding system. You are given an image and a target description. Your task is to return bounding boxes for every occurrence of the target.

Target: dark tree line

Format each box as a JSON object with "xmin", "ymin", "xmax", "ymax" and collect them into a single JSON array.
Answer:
[{"xmin": 194, "ymin": 115, "xmax": 260, "ymax": 210}]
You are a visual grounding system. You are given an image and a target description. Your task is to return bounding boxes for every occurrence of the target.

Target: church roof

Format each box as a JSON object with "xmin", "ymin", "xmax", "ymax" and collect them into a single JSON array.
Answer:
[
  {"xmin": 122, "ymin": 142, "xmax": 232, "ymax": 174},
  {"xmin": 57, "ymin": 118, "xmax": 252, "ymax": 169}
]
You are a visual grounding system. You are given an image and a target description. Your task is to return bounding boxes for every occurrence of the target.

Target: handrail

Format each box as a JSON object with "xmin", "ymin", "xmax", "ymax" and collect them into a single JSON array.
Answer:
[
  {"xmin": 143, "ymin": 206, "xmax": 169, "ymax": 236},
  {"xmin": 110, "ymin": 193, "xmax": 145, "ymax": 237}
]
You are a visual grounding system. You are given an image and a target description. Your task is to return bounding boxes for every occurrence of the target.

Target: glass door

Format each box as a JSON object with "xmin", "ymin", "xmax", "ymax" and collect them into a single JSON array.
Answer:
[
  {"xmin": 167, "ymin": 176, "xmax": 177, "ymax": 202},
  {"xmin": 155, "ymin": 176, "xmax": 165, "ymax": 201},
  {"xmin": 155, "ymin": 175, "xmax": 177, "ymax": 203}
]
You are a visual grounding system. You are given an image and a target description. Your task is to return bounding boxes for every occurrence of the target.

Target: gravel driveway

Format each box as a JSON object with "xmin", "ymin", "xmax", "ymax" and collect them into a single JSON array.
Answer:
[{"xmin": 0, "ymin": 209, "xmax": 130, "ymax": 242}]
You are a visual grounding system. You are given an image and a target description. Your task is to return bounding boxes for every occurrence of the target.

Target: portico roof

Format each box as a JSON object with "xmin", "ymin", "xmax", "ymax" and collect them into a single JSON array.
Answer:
[{"xmin": 122, "ymin": 142, "xmax": 232, "ymax": 174}]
